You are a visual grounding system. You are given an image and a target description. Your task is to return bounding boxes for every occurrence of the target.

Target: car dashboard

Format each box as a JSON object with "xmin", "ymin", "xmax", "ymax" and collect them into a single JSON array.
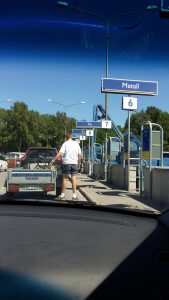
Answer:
[{"xmin": 0, "ymin": 203, "xmax": 169, "ymax": 300}]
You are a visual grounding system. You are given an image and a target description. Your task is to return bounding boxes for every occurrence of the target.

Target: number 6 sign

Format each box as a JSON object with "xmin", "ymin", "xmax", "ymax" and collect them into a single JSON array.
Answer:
[{"xmin": 122, "ymin": 96, "xmax": 138, "ymax": 110}]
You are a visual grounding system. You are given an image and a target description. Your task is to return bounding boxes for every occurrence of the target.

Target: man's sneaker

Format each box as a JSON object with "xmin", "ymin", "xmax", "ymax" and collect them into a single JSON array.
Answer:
[
  {"xmin": 57, "ymin": 195, "xmax": 66, "ymax": 200},
  {"xmin": 72, "ymin": 196, "xmax": 78, "ymax": 201}
]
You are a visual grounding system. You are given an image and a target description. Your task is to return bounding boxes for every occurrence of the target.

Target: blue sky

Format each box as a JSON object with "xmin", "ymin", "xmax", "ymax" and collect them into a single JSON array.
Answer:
[
  {"xmin": 0, "ymin": 56, "xmax": 165, "ymax": 127},
  {"xmin": 0, "ymin": 0, "xmax": 168, "ymax": 127}
]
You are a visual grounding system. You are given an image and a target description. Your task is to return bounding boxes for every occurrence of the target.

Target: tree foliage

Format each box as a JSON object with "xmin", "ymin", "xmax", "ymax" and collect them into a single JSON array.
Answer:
[
  {"xmin": 1, "ymin": 103, "xmax": 169, "ymax": 153},
  {"xmin": 124, "ymin": 106, "xmax": 169, "ymax": 151},
  {"xmin": 96, "ymin": 127, "xmax": 123, "ymax": 145},
  {"xmin": 0, "ymin": 102, "xmax": 76, "ymax": 152}
]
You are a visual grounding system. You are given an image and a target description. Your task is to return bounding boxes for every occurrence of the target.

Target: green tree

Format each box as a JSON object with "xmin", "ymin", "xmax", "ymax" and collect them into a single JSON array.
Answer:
[
  {"xmin": 0, "ymin": 108, "xmax": 10, "ymax": 153},
  {"xmin": 7, "ymin": 102, "xmax": 31, "ymax": 151},
  {"xmin": 146, "ymin": 106, "xmax": 162, "ymax": 123},
  {"xmin": 2, "ymin": 102, "xmax": 169, "ymax": 153},
  {"xmin": 124, "ymin": 109, "xmax": 150, "ymax": 138},
  {"xmin": 37, "ymin": 112, "xmax": 76, "ymax": 150},
  {"xmin": 124, "ymin": 106, "xmax": 169, "ymax": 151},
  {"xmin": 96, "ymin": 126, "xmax": 124, "ymax": 145}
]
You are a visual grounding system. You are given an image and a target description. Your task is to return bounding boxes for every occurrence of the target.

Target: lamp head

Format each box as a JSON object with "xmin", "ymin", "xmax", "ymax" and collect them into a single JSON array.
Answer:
[
  {"xmin": 57, "ymin": 1, "xmax": 69, "ymax": 7},
  {"xmin": 146, "ymin": 5, "xmax": 158, "ymax": 11}
]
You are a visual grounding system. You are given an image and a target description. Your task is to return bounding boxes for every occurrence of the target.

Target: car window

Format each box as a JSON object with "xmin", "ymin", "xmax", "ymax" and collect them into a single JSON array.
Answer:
[{"xmin": 27, "ymin": 149, "xmax": 56, "ymax": 160}]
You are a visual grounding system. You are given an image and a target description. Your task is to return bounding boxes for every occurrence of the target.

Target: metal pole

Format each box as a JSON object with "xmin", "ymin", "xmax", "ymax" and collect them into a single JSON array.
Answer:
[
  {"xmin": 149, "ymin": 122, "xmax": 152, "ymax": 173},
  {"xmin": 149, "ymin": 122, "xmax": 153, "ymax": 199},
  {"xmin": 88, "ymin": 136, "xmax": 92, "ymax": 175},
  {"xmin": 91, "ymin": 139, "xmax": 93, "ymax": 163},
  {"xmin": 19, "ymin": 138, "xmax": 21, "ymax": 152},
  {"xmin": 127, "ymin": 110, "xmax": 130, "ymax": 191},
  {"xmin": 64, "ymin": 107, "xmax": 67, "ymax": 141},
  {"xmin": 140, "ymin": 124, "xmax": 143, "ymax": 196},
  {"xmin": 88, "ymin": 136, "xmax": 91, "ymax": 162},
  {"xmin": 152, "ymin": 123, "xmax": 164, "ymax": 167},
  {"xmin": 93, "ymin": 144, "xmax": 95, "ymax": 162},
  {"xmin": 104, "ymin": 23, "xmax": 109, "ymax": 181},
  {"xmin": 81, "ymin": 140, "xmax": 83, "ymax": 160},
  {"xmin": 160, "ymin": 125, "xmax": 163, "ymax": 166}
]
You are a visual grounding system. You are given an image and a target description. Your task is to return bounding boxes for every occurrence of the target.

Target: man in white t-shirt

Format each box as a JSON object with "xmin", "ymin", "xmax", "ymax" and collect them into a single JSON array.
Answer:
[{"xmin": 56, "ymin": 133, "xmax": 82, "ymax": 200}]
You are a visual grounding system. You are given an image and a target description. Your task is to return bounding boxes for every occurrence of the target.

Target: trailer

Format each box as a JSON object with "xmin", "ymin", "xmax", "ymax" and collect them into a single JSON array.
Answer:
[{"xmin": 6, "ymin": 168, "xmax": 57, "ymax": 195}]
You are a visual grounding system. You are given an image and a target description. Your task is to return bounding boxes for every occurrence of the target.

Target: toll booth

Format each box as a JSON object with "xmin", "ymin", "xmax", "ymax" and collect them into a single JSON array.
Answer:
[
  {"xmin": 93, "ymin": 143, "xmax": 103, "ymax": 163},
  {"xmin": 123, "ymin": 130, "xmax": 141, "ymax": 191},
  {"xmin": 140, "ymin": 121, "xmax": 163, "ymax": 197},
  {"xmin": 107, "ymin": 137, "xmax": 121, "ymax": 164}
]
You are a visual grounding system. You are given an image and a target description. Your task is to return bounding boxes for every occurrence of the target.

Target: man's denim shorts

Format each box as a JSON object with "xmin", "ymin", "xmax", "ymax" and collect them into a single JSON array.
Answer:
[{"xmin": 62, "ymin": 164, "xmax": 78, "ymax": 176}]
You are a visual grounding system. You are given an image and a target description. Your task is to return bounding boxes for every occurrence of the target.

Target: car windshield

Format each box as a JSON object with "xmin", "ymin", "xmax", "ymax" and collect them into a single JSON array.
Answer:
[
  {"xmin": 0, "ymin": 0, "xmax": 169, "ymax": 216},
  {"xmin": 28, "ymin": 149, "xmax": 56, "ymax": 159}
]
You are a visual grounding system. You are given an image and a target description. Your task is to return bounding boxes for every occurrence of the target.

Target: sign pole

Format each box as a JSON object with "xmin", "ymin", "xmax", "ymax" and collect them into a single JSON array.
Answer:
[
  {"xmin": 121, "ymin": 96, "xmax": 138, "ymax": 191},
  {"xmin": 127, "ymin": 109, "xmax": 131, "ymax": 191},
  {"xmin": 88, "ymin": 136, "xmax": 91, "ymax": 162},
  {"xmin": 104, "ymin": 23, "xmax": 109, "ymax": 182},
  {"xmin": 81, "ymin": 140, "xmax": 84, "ymax": 158},
  {"xmin": 104, "ymin": 129, "xmax": 108, "ymax": 181}
]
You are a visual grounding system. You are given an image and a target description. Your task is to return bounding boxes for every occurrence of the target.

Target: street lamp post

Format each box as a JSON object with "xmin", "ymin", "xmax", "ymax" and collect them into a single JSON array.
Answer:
[
  {"xmin": 48, "ymin": 99, "xmax": 86, "ymax": 139},
  {"xmin": 0, "ymin": 99, "xmax": 13, "ymax": 104},
  {"xmin": 56, "ymin": 2, "xmax": 158, "ymax": 180}
]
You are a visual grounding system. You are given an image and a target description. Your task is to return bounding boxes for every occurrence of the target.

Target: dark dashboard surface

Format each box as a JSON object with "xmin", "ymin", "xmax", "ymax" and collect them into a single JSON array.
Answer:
[{"xmin": 0, "ymin": 204, "xmax": 169, "ymax": 300}]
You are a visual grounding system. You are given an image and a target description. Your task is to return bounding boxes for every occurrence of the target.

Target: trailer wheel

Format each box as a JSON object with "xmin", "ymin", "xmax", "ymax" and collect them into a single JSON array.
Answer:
[{"xmin": 6, "ymin": 192, "xmax": 15, "ymax": 199}]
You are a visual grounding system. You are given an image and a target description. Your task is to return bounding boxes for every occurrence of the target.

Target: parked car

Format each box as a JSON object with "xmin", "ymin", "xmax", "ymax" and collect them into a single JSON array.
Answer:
[
  {"xmin": 20, "ymin": 147, "xmax": 57, "ymax": 167},
  {"xmin": 0, "ymin": 154, "xmax": 8, "ymax": 171},
  {"xmin": 5, "ymin": 152, "xmax": 25, "ymax": 168}
]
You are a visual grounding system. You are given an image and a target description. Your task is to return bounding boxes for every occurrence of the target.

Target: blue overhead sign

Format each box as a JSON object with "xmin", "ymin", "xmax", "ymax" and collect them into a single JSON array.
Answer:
[
  {"xmin": 76, "ymin": 121, "xmax": 101, "ymax": 128},
  {"xmin": 101, "ymin": 78, "xmax": 158, "ymax": 96},
  {"xmin": 72, "ymin": 129, "xmax": 86, "ymax": 135}
]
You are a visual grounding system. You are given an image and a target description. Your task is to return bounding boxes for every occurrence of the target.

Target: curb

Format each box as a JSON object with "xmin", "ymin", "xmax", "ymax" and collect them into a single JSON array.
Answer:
[{"xmin": 78, "ymin": 187, "xmax": 97, "ymax": 205}]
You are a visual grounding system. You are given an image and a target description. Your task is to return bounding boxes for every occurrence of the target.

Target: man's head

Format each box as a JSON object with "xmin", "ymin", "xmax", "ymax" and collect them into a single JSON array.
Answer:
[{"xmin": 65, "ymin": 133, "xmax": 72, "ymax": 140}]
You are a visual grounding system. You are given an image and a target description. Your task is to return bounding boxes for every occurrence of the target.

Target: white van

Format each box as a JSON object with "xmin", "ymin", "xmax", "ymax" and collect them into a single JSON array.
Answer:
[
  {"xmin": 0, "ymin": 154, "xmax": 8, "ymax": 171},
  {"xmin": 5, "ymin": 152, "xmax": 25, "ymax": 160}
]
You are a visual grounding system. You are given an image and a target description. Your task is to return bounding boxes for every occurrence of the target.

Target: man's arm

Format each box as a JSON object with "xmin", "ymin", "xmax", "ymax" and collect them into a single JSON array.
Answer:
[
  {"xmin": 77, "ymin": 144, "xmax": 82, "ymax": 163},
  {"xmin": 78, "ymin": 153, "xmax": 83, "ymax": 163},
  {"xmin": 55, "ymin": 151, "xmax": 64, "ymax": 160},
  {"xmin": 54, "ymin": 143, "xmax": 65, "ymax": 161}
]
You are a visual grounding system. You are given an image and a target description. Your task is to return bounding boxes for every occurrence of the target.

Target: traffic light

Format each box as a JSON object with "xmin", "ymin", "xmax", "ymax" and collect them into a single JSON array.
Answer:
[{"xmin": 160, "ymin": 0, "xmax": 169, "ymax": 18}]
